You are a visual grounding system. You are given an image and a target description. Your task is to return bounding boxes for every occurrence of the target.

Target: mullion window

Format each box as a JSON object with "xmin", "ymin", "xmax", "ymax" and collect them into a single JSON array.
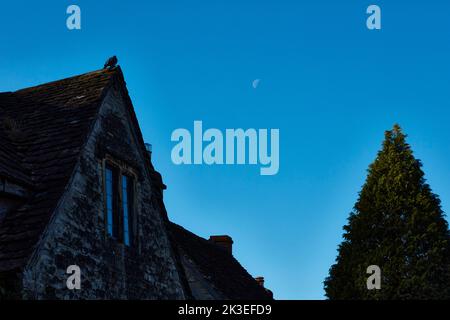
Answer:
[{"xmin": 105, "ymin": 163, "xmax": 134, "ymax": 247}]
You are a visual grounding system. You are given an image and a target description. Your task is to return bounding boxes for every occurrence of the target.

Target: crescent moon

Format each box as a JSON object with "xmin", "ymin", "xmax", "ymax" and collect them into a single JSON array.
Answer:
[{"xmin": 252, "ymin": 79, "xmax": 260, "ymax": 89}]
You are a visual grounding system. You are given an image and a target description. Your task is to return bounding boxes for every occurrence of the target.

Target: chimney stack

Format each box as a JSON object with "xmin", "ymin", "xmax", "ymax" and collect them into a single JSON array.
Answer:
[
  {"xmin": 209, "ymin": 235, "xmax": 233, "ymax": 254},
  {"xmin": 255, "ymin": 276, "xmax": 265, "ymax": 288}
]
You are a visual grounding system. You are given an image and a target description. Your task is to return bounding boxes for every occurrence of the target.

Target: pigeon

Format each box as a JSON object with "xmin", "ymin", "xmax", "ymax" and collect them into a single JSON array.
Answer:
[{"xmin": 104, "ymin": 56, "xmax": 118, "ymax": 69}]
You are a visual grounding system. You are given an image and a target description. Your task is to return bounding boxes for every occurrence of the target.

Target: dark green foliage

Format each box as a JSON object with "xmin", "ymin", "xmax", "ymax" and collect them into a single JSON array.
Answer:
[{"xmin": 324, "ymin": 125, "xmax": 450, "ymax": 299}]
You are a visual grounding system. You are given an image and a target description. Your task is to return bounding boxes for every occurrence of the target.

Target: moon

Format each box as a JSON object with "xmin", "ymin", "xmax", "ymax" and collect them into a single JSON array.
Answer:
[{"xmin": 252, "ymin": 79, "xmax": 260, "ymax": 89}]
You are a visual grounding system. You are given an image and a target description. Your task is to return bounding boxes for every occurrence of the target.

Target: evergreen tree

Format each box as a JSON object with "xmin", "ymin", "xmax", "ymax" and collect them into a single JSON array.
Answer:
[{"xmin": 324, "ymin": 124, "xmax": 450, "ymax": 299}]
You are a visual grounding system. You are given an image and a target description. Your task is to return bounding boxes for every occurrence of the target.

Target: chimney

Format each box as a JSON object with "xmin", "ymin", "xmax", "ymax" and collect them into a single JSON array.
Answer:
[
  {"xmin": 144, "ymin": 143, "xmax": 152, "ymax": 161},
  {"xmin": 255, "ymin": 276, "xmax": 265, "ymax": 288},
  {"xmin": 209, "ymin": 235, "xmax": 233, "ymax": 254}
]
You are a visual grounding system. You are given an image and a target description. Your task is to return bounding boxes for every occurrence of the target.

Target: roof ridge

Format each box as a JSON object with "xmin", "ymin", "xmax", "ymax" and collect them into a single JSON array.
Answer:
[
  {"xmin": 169, "ymin": 222, "xmax": 216, "ymax": 246},
  {"xmin": 11, "ymin": 67, "xmax": 119, "ymax": 94}
]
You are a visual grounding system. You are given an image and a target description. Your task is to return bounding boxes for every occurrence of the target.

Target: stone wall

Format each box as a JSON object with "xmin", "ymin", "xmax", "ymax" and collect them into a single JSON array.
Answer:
[{"xmin": 21, "ymin": 85, "xmax": 186, "ymax": 299}]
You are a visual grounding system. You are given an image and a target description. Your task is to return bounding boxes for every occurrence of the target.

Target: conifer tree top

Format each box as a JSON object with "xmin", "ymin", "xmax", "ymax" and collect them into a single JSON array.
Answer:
[{"xmin": 324, "ymin": 124, "xmax": 450, "ymax": 300}]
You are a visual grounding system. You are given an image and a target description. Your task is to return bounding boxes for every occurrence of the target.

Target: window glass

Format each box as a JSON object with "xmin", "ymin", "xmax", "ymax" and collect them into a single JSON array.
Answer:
[
  {"xmin": 122, "ymin": 175, "xmax": 130, "ymax": 246},
  {"xmin": 105, "ymin": 168, "xmax": 114, "ymax": 236}
]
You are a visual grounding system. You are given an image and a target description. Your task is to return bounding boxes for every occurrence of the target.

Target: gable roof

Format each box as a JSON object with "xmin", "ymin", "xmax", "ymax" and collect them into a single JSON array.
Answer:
[
  {"xmin": 0, "ymin": 68, "xmax": 118, "ymax": 272},
  {"xmin": 169, "ymin": 222, "xmax": 273, "ymax": 300}
]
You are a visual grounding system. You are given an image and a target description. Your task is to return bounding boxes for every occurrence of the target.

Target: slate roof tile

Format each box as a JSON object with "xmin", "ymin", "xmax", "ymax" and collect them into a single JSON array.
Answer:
[{"xmin": 0, "ymin": 68, "xmax": 117, "ymax": 272}]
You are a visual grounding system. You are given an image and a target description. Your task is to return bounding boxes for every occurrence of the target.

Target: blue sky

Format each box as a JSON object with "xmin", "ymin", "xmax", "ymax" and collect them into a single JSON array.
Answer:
[{"xmin": 1, "ymin": 0, "xmax": 450, "ymax": 299}]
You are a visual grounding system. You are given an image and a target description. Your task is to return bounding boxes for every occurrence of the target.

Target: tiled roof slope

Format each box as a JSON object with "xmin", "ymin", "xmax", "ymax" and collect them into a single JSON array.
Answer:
[
  {"xmin": 169, "ymin": 222, "xmax": 273, "ymax": 300},
  {"xmin": 0, "ymin": 68, "xmax": 117, "ymax": 272},
  {"xmin": 0, "ymin": 98, "xmax": 32, "ymax": 186}
]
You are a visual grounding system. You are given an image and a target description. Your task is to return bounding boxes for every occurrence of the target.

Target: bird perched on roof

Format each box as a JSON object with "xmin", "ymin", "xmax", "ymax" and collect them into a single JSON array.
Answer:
[{"xmin": 104, "ymin": 56, "xmax": 118, "ymax": 69}]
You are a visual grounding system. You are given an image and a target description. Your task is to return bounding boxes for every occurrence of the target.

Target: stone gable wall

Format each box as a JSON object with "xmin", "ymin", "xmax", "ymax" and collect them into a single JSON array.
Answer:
[{"xmin": 21, "ymin": 86, "xmax": 185, "ymax": 299}]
